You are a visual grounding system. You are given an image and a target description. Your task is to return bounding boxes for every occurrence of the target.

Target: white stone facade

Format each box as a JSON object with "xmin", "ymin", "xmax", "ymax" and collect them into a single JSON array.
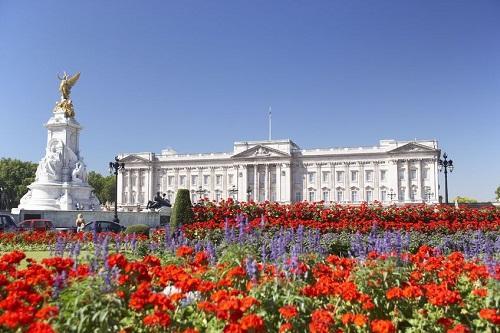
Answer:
[{"xmin": 117, "ymin": 139, "xmax": 440, "ymax": 208}]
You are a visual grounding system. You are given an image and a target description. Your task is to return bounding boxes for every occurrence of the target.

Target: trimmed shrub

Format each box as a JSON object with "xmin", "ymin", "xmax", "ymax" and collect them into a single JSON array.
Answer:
[
  {"xmin": 170, "ymin": 189, "xmax": 193, "ymax": 230},
  {"xmin": 124, "ymin": 224, "xmax": 151, "ymax": 237}
]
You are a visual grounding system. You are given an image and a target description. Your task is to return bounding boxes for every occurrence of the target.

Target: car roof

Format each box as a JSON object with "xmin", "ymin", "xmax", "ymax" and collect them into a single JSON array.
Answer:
[{"xmin": 21, "ymin": 219, "xmax": 52, "ymax": 223}]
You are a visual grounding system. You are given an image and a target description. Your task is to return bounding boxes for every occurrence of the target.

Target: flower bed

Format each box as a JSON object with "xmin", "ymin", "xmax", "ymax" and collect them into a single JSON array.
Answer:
[{"xmin": 0, "ymin": 245, "xmax": 498, "ymax": 332}]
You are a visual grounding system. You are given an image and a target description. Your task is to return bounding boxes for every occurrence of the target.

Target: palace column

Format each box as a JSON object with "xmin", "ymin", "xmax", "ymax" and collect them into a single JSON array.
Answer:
[
  {"xmin": 223, "ymin": 166, "xmax": 228, "ymax": 199},
  {"xmin": 406, "ymin": 160, "xmax": 411, "ymax": 202},
  {"xmin": 330, "ymin": 163, "xmax": 335, "ymax": 203},
  {"xmin": 276, "ymin": 163, "xmax": 282, "ymax": 202},
  {"xmin": 210, "ymin": 167, "xmax": 216, "ymax": 201},
  {"xmin": 240, "ymin": 165, "xmax": 247, "ymax": 202},
  {"xmin": 344, "ymin": 162, "xmax": 350, "ymax": 202},
  {"xmin": 359, "ymin": 162, "xmax": 365, "ymax": 202},
  {"xmin": 316, "ymin": 163, "xmax": 321, "ymax": 201},
  {"xmin": 253, "ymin": 164, "xmax": 258, "ymax": 201},
  {"xmin": 264, "ymin": 164, "xmax": 269, "ymax": 201},
  {"xmin": 418, "ymin": 159, "xmax": 424, "ymax": 202},
  {"xmin": 374, "ymin": 162, "xmax": 380, "ymax": 201}
]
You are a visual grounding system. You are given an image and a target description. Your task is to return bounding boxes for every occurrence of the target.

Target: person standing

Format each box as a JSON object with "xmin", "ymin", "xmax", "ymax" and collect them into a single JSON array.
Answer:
[{"xmin": 75, "ymin": 213, "xmax": 85, "ymax": 232}]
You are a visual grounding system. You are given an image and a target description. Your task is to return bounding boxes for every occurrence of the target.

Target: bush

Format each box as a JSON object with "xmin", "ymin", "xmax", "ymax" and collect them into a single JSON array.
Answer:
[
  {"xmin": 170, "ymin": 189, "xmax": 193, "ymax": 230},
  {"xmin": 124, "ymin": 224, "xmax": 150, "ymax": 237}
]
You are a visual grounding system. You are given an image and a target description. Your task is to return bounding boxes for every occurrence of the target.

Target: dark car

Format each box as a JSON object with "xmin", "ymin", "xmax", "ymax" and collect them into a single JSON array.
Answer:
[
  {"xmin": 18, "ymin": 219, "xmax": 54, "ymax": 231},
  {"xmin": 0, "ymin": 214, "xmax": 18, "ymax": 232},
  {"xmin": 82, "ymin": 221, "xmax": 125, "ymax": 233}
]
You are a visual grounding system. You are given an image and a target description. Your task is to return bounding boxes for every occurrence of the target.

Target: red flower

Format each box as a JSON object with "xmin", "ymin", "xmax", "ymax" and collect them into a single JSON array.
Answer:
[
  {"xmin": 279, "ymin": 322, "xmax": 293, "ymax": 332},
  {"xmin": 107, "ymin": 253, "xmax": 128, "ymax": 269},
  {"xmin": 143, "ymin": 311, "xmax": 171, "ymax": 327},
  {"xmin": 26, "ymin": 322, "xmax": 55, "ymax": 333},
  {"xmin": 239, "ymin": 314, "xmax": 264, "ymax": 332},
  {"xmin": 479, "ymin": 309, "xmax": 500, "ymax": 325},
  {"xmin": 447, "ymin": 324, "xmax": 470, "ymax": 333},
  {"xmin": 176, "ymin": 245, "xmax": 194, "ymax": 258},
  {"xmin": 370, "ymin": 320, "xmax": 395, "ymax": 333},
  {"xmin": 279, "ymin": 305, "xmax": 298, "ymax": 320}
]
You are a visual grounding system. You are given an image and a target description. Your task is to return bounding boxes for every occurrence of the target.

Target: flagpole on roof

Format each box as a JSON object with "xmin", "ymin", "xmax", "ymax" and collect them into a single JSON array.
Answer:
[{"xmin": 268, "ymin": 106, "xmax": 272, "ymax": 141}]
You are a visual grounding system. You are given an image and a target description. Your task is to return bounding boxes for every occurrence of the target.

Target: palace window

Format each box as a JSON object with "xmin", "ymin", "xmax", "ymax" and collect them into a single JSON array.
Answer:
[
  {"xmin": 365, "ymin": 170, "xmax": 373, "ymax": 182},
  {"xmin": 308, "ymin": 191, "xmax": 316, "ymax": 202},
  {"xmin": 228, "ymin": 174, "xmax": 234, "ymax": 185},
  {"xmin": 380, "ymin": 170, "xmax": 387, "ymax": 182},
  {"xmin": 138, "ymin": 192, "xmax": 144, "ymax": 204},
  {"xmin": 191, "ymin": 175, "xmax": 198, "ymax": 186},
  {"xmin": 410, "ymin": 169, "xmax": 417, "ymax": 181},
  {"xmin": 366, "ymin": 190, "xmax": 373, "ymax": 202},
  {"xmin": 337, "ymin": 190, "xmax": 344, "ymax": 202},
  {"xmin": 215, "ymin": 191, "xmax": 222, "ymax": 202},
  {"xmin": 398, "ymin": 170, "xmax": 405, "ymax": 181},
  {"xmin": 131, "ymin": 191, "xmax": 136, "ymax": 204},
  {"xmin": 424, "ymin": 186, "xmax": 432, "ymax": 201},
  {"xmin": 322, "ymin": 190, "xmax": 329, "ymax": 202},
  {"xmin": 271, "ymin": 173, "xmax": 276, "ymax": 184},
  {"xmin": 351, "ymin": 171, "xmax": 358, "ymax": 182},
  {"xmin": 380, "ymin": 190, "xmax": 387, "ymax": 202},
  {"xmin": 336, "ymin": 171, "xmax": 344, "ymax": 182},
  {"xmin": 131, "ymin": 175, "xmax": 136, "ymax": 187},
  {"xmin": 410, "ymin": 188, "xmax": 418, "ymax": 201},
  {"xmin": 423, "ymin": 168, "xmax": 430, "ymax": 180},
  {"xmin": 123, "ymin": 176, "xmax": 128, "ymax": 188},
  {"xmin": 308, "ymin": 172, "xmax": 316, "ymax": 183},
  {"xmin": 168, "ymin": 176, "xmax": 174, "ymax": 186},
  {"xmin": 399, "ymin": 187, "xmax": 405, "ymax": 201},
  {"xmin": 179, "ymin": 175, "xmax": 186, "ymax": 186},
  {"xmin": 322, "ymin": 171, "xmax": 330, "ymax": 183},
  {"xmin": 216, "ymin": 175, "xmax": 222, "ymax": 186},
  {"xmin": 295, "ymin": 192, "xmax": 302, "ymax": 202},
  {"xmin": 192, "ymin": 193, "xmax": 197, "ymax": 202},
  {"xmin": 203, "ymin": 175, "xmax": 210, "ymax": 185},
  {"xmin": 123, "ymin": 192, "xmax": 128, "ymax": 203},
  {"xmin": 351, "ymin": 190, "xmax": 359, "ymax": 202}
]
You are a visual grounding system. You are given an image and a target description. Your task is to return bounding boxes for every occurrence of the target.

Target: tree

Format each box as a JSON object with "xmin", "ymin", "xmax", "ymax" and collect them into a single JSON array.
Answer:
[
  {"xmin": 0, "ymin": 158, "xmax": 37, "ymax": 209},
  {"xmin": 496, "ymin": 186, "xmax": 500, "ymax": 201},
  {"xmin": 170, "ymin": 189, "xmax": 193, "ymax": 230},
  {"xmin": 88, "ymin": 171, "xmax": 116, "ymax": 204},
  {"xmin": 453, "ymin": 196, "xmax": 478, "ymax": 204}
]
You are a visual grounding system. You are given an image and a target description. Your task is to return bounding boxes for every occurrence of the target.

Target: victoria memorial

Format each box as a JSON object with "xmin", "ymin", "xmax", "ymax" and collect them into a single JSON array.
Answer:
[{"xmin": 117, "ymin": 138, "xmax": 440, "ymax": 209}]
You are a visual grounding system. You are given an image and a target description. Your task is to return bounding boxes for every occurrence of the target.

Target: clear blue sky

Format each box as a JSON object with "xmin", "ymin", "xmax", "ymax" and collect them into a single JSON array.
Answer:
[{"xmin": 0, "ymin": 1, "xmax": 499, "ymax": 201}]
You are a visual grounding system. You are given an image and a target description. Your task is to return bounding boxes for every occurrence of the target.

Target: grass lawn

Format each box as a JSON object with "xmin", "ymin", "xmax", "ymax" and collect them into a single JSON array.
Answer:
[{"xmin": 1, "ymin": 250, "xmax": 92, "ymax": 268}]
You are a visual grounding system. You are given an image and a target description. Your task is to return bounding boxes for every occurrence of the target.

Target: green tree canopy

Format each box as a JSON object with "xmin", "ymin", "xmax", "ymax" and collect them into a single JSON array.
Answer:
[
  {"xmin": 0, "ymin": 158, "xmax": 37, "ymax": 209},
  {"xmin": 496, "ymin": 186, "xmax": 500, "ymax": 200},
  {"xmin": 87, "ymin": 171, "xmax": 116, "ymax": 204},
  {"xmin": 452, "ymin": 196, "xmax": 478, "ymax": 204}
]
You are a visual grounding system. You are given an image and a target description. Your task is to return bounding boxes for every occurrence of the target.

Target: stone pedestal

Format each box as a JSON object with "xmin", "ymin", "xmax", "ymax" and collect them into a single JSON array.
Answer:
[{"xmin": 15, "ymin": 105, "xmax": 100, "ymax": 211}]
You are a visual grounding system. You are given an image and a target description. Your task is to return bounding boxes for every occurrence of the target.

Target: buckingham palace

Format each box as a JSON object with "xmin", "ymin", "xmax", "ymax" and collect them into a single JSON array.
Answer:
[{"xmin": 116, "ymin": 138, "xmax": 440, "ymax": 208}]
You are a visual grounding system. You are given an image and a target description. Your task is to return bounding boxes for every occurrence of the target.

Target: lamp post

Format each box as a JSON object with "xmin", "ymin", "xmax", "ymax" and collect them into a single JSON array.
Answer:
[
  {"xmin": 109, "ymin": 156, "xmax": 125, "ymax": 223},
  {"xmin": 195, "ymin": 186, "xmax": 206, "ymax": 202},
  {"xmin": 388, "ymin": 188, "xmax": 396, "ymax": 202},
  {"xmin": 228, "ymin": 185, "xmax": 238, "ymax": 201},
  {"xmin": 438, "ymin": 152, "xmax": 454, "ymax": 204}
]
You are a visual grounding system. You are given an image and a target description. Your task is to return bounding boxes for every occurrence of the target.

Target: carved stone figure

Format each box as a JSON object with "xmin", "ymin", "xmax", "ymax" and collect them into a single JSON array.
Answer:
[
  {"xmin": 35, "ymin": 145, "xmax": 63, "ymax": 182},
  {"xmin": 71, "ymin": 161, "xmax": 87, "ymax": 183}
]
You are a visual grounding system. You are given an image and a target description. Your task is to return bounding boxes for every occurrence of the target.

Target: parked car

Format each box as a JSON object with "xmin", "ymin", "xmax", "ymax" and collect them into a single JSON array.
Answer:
[
  {"xmin": 82, "ymin": 221, "xmax": 125, "ymax": 233},
  {"xmin": 18, "ymin": 219, "xmax": 54, "ymax": 231},
  {"xmin": 0, "ymin": 214, "xmax": 18, "ymax": 232}
]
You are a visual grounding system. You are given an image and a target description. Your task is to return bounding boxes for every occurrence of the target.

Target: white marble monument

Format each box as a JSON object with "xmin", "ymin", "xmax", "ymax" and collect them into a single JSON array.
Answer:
[{"xmin": 15, "ymin": 72, "xmax": 100, "ymax": 211}]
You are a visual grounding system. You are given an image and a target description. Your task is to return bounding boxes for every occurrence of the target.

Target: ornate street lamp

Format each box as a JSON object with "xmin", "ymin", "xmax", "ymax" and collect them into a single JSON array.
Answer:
[
  {"xmin": 195, "ymin": 186, "xmax": 206, "ymax": 202},
  {"xmin": 109, "ymin": 156, "xmax": 125, "ymax": 223},
  {"xmin": 228, "ymin": 185, "xmax": 238, "ymax": 201},
  {"xmin": 438, "ymin": 152, "xmax": 454, "ymax": 204},
  {"xmin": 388, "ymin": 188, "xmax": 396, "ymax": 202}
]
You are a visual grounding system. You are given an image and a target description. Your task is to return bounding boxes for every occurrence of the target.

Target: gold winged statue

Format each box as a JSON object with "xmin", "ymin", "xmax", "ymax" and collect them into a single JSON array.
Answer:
[
  {"xmin": 56, "ymin": 72, "xmax": 80, "ymax": 118},
  {"xmin": 58, "ymin": 72, "xmax": 80, "ymax": 100}
]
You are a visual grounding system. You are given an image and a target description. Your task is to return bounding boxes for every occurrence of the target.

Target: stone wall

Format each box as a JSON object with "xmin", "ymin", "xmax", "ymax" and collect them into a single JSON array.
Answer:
[{"xmin": 13, "ymin": 210, "xmax": 162, "ymax": 228}]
